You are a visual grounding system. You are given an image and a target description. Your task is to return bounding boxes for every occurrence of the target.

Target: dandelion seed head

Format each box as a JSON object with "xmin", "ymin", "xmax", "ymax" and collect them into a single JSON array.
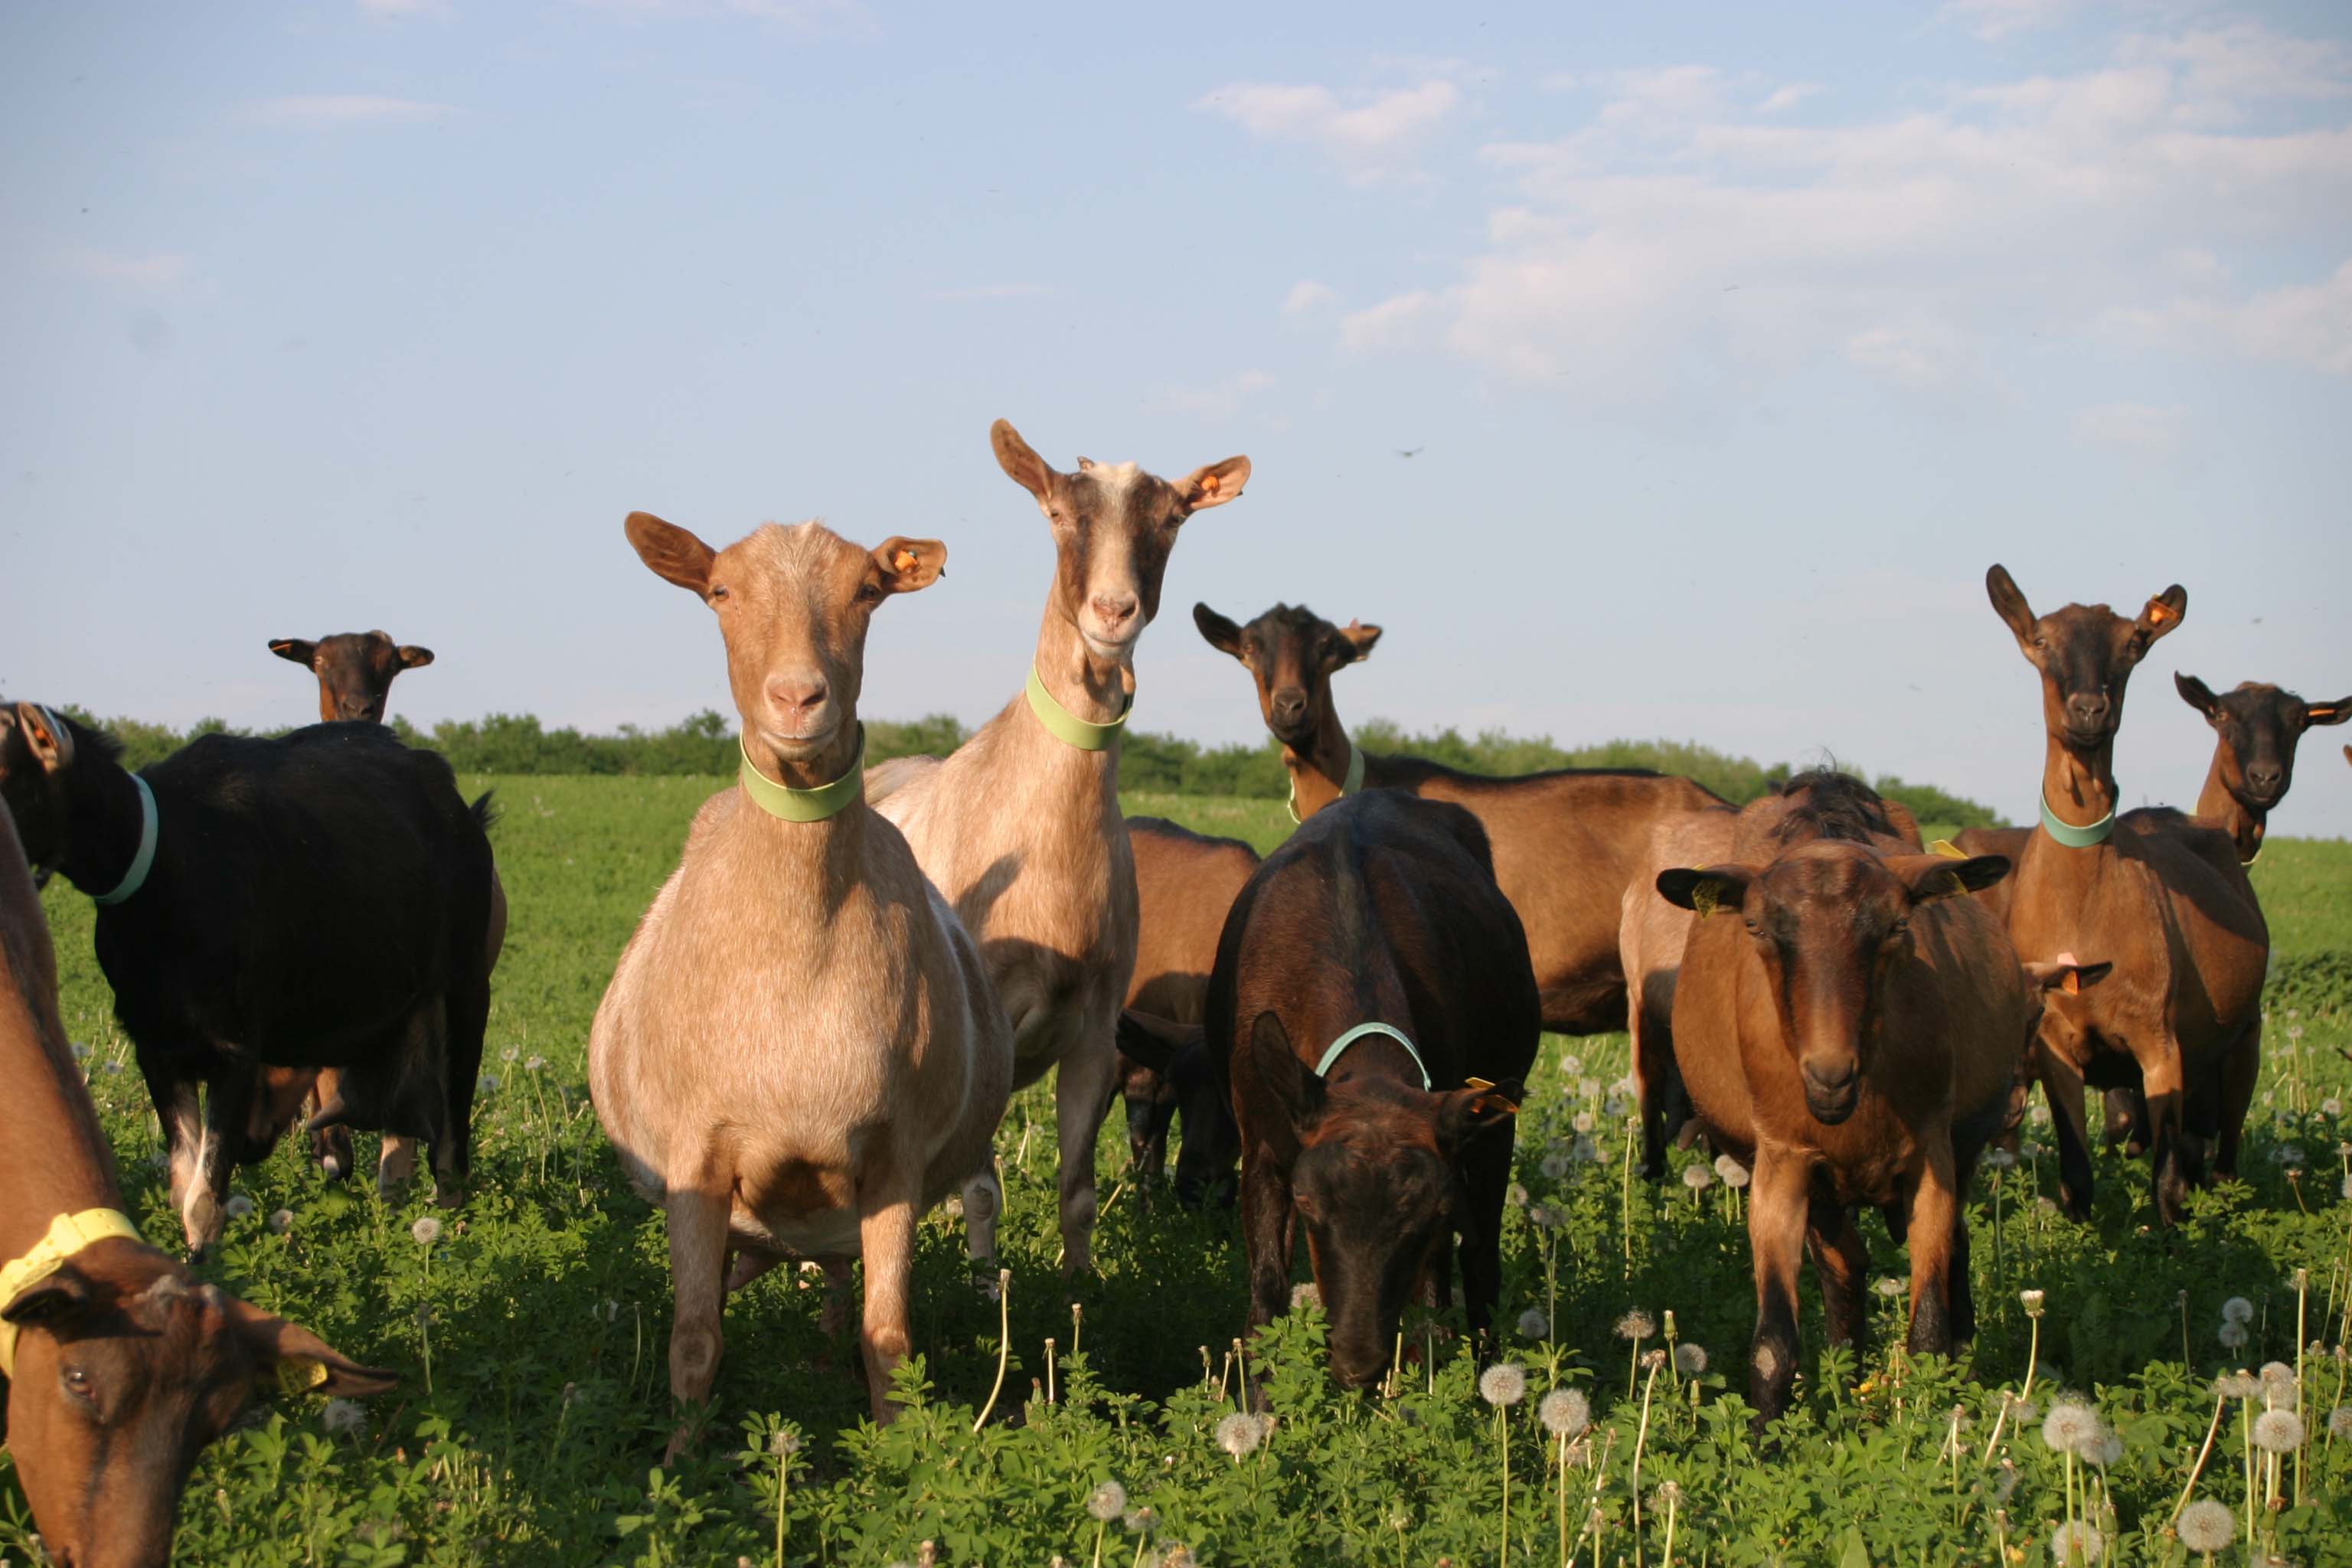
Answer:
[
  {"xmin": 1214, "ymin": 1412, "xmax": 1263, "ymax": 1457},
  {"xmin": 1540, "ymin": 1153, "xmax": 1570, "ymax": 1181},
  {"xmin": 2176, "ymin": 1498, "xmax": 2234, "ymax": 1552},
  {"xmin": 1578, "ymin": 1077, "xmax": 1601, "ymax": 1099},
  {"xmin": 1681, "ymin": 1164, "xmax": 1713, "ymax": 1192},
  {"xmin": 1674, "ymin": 1342, "xmax": 1708, "ymax": 1376},
  {"xmin": 2049, "ymin": 1521, "xmax": 2104, "ymax": 1563},
  {"xmin": 2271, "ymin": 1144, "xmax": 2305, "ymax": 1168},
  {"xmin": 410, "ymin": 1217, "xmax": 443, "ymax": 1246},
  {"xmin": 1561, "ymin": 1055, "xmax": 1583, "ymax": 1076},
  {"xmin": 1615, "ymin": 1309, "xmax": 1655, "ymax": 1341},
  {"xmin": 1290, "ymin": 1282, "xmax": 1321, "ymax": 1312},
  {"xmin": 1874, "ymin": 1276, "xmax": 1903, "ymax": 1298},
  {"xmin": 267, "ymin": 1207, "xmax": 293, "ymax": 1234},
  {"xmin": 769, "ymin": 1429, "xmax": 800, "ymax": 1456},
  {"xmin": 2323, "ymin": 1096, "xmax": 2343, "ymax": 1118},
  {"xmin": 1087, "ymin": 1481, "xmax": 1127, "ymax": 1522},
  {"xmin": 1714, "ymin": 1152, "xmax": 1750, "ymax": 1187},
  {"xmin": 1538, "ymin": 1387, "xmax": 1589, "ymax": 1437},
  {"xmin": 1654, "ymin": 1480, "xmax": 1682, "ymax": 1508},
  {"xmin": 2259, "ymin": 1361, "xmax": 2295, "ymax": 1387},
  {"xmin": 1985, "ymin": 1148, "xmax": 2017, "ymax": 1171},
  {"xmin": 1517, "ymin": 1308, "xmax": 1550, "ymax": 1341},
  {"xmin": 2020, "ymin": 1288, "xmax": 2046, "ymax": 1317},
  {"xmin": 1573, "ymin": 1112, "xmax": 1596, "ymax": 1135},
  {"xmin": 2219, "ymin": 1321, "xmax": 2249, "ymax": 1350},
  {"xmin": 2087, "ymin": 1427, "xmax": 2122, "ymax": 1466},
  {"xmin": 1122, "ymin": 1506, "xmax": 1158, "ymax": 1534},
  {"xmin": 478, "ymin": 1073, "xmax": 499, "ymax": 1093},
  {"xmin": 1480, "ymin": 1363, "xmax": 1527, "ymax": 1406},
  {"xmin": 527, "ymin": 1054, "xmax": 546, "ymax": 1071},
  {"xmin": 2222, "ymin": 1296, "xmax": 2256, "ymax": 1325},
  {"xmin": 2216, "ymin": 1374, "xmax": 2260, "ymax": 1399},
  {"xmin": 224, "ymin": 1194, "xmax": 253, "ymax": 1220},
  {"xmin": 1507, "ymin": 1183, "xmax": 1529, "ymax": 1207},
  {"xmin": 501, "ymin": 1046, "xmax": 520, "ymax": 1063},
  {"xmin": 2040, "ymin": 1401, "xmax": 2098, "ymax": 1454},
  {"xmin": 2251, "ymin": 1409, "xmax": 2304, "ymax": 1452},
  {"xmin": 321, "ymin": 1399, "xmax": 365, "ymax": 1435}
]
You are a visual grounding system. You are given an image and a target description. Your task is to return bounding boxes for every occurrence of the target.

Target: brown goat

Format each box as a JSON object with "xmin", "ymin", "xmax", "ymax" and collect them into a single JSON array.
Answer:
[
  {"xmin": 0, "ymin": 808, "xmax": 391, "ymax": 1566},
  {"xmin": 590, "ymin": 516, "xmax": 1011, "ymax": 1447},
  {"xmin": 1660, "ymin": 809, "xmax": 2044, "ymax": 1425},
  {"xmin": 1120, "ymin": 816, "xmax": 1257, "ymax": 1187},
  {"xmin": 269, "ymin": 631, "xmax": 433, "ymax": 726},
  {"xmin": 866, "ymin": 421, "xmax": 1248, "ymax": 1273},
  {"xmin": 2172, "ymin": 675, "xmax": 2349, "ymax": 864},
  {"xmin": 1978, "ymin": 566, "xmax": 2268, "ymax": 1222},
  {"xmin": 1620, "ymin": 773, "xmax": 1926, "ymax": 1178},
  {"xmin": 1195, "ymin": 601, "xmax": 1723, "ymax": 1036}
]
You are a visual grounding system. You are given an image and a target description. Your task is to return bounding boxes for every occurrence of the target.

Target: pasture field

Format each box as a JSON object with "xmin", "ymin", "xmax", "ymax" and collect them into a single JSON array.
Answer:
[{"xmin": 9, "ymin": 775, "xmax": 2351, "ymax": 1566}]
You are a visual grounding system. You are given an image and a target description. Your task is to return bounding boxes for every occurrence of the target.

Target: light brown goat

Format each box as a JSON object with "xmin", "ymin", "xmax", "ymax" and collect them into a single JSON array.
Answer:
[
  {"xmin": 589, "ymin": 516, "xmax": 1012, "ymax": 1446},
  {"xmin": 867, "ymin": 421, "xmax": 1249, "ymax": 1272}
]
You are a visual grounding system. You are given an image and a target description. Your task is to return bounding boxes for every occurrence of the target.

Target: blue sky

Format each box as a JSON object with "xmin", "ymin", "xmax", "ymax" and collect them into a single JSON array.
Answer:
[{"xmin": 4, "ymin": 0, "xmax": 2347, "ymax": 833}]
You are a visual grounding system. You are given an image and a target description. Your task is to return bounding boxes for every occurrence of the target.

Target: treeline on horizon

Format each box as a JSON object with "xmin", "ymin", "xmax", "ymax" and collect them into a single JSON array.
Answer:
[{"xmin": 64, "ymin": 707, "xmax": 2009, "ymax": 828}]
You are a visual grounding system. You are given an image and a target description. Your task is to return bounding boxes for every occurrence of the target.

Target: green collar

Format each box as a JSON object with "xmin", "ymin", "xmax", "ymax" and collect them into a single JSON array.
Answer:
[
  {"xmin": 92, "ymin": 775, "xmax": 158, "ymax": 906},
  {"xmin": 1313, "ymin": 1022, "xmax": 1430, "ymax": 1090},
  {"xmin": 738, "ymin": 726, "xmax": 864, "ymax": 822},
  {"xmin": 2038, "ymin": 790, "xmax": 2115, "ymax": 849},
  {"xmin": 1286, "ymin": 742, "xmax": 1365, "ymax": 825},
  {"xmin": 1025, "ymin": 666, "xmax": 1129, "ymax": 751}
]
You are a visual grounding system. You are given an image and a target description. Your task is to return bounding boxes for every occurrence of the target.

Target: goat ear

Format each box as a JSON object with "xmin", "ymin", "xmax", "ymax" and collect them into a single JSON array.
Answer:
[
  {"xmin": 1251, "ymin": 1011, "xmax": 1325, "ymax": 1125},
  {"xmin": 1436, "ymin": 1081, "xmax": 1521, "ymax": 1154},
  {"xmin": 625, "ymin": 512, "xmax": 717, "ymax": 596},
  {"xmin": 1985, "ymin": 565, "xmax": 2037, "ymax": 649},
  {"xmin": 224, "ymin": 1295, "xmax": 398, "ymax": 1398},
  {"xmin": 1657, "ymin": 864, "xmax": 1754, "ymax": 916},
  {"xmin": 396, "ymin": 645, "xmax": 435, "ymax": 671},
  {"xmin": 1116, "ymin": 1009, "xmax": 1199, "ymax": 1076},
  {"xmin": 1893, "ymin": 852, "xmax": 2008, "ymax": 903},
  {"xmin": 2134, "ymin": 585, "xmax": 2187, "ymax": 645},
  {"xmin": 0, "ymin": 1262, "xmax": 95, "ymax": 1329},
  {"xmin": 1174, "ymin": 456, "xmax": 1250, "ymax": 514},
  {"xmin": 11, "ymin": 703, "xmax": 73, "ymax": 776},
  {"xmin": 871, "ymin": 537, "xmax": 947, "ymax": 596},
  {"xmin": 1194, "ymin": 603, "xmax": 1245, "ymax": 659},
  {"xmin": 1335, "ymin": 620, "xmax": 1382, "ymax": 664},
  {"xmin": 990, "ymin": 420, "xmax": 1062, "ymax": 506},
  {"xmin": 2303, "ymin": 697, "xmax": 2351, "ymax": 727},
  {"xmin": 269, "ymin": 639, "xmax": 318, "ymax": 670},
  {"xmin": 2174, "ymin": 671, "xmax": 2220, "ymax": 720}
]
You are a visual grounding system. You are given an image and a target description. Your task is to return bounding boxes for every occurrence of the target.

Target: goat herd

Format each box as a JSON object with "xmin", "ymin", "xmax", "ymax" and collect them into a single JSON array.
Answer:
[{"xmin": 0, "ymin": 418, "xmax": 2344, "ymax": 1563}]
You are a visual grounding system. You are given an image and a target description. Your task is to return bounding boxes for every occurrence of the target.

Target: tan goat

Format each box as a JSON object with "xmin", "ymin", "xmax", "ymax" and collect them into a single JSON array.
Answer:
[
  {"xmin": 866, "ymin": 420, "xmax": 1249, "ymax": 1273},
  {"xmin": 589, "ymin": 516, "xmax": 1012, "ymax": 1446}
]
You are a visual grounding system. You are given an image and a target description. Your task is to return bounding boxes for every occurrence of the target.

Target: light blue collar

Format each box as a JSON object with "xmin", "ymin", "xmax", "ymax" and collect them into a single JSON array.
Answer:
[
  {"xmin": 1313, "ymin": 1022, "xmax": 1430, "ymax": 1090},
  {"xmin": 93, "ymin": 775, "xmax": 158, "ymax": 906},
  {"xmin": 1286, "ymin": 742, "xmax": 1366, "ymax": 825},
  {"xmin": 2038, "ymin": 790, "xmax": 2115, "ymax": 849}
]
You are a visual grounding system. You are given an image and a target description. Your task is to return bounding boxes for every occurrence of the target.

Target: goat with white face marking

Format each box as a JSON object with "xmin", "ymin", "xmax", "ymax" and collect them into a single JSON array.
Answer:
[
  {"xmin": 865, "ymin": 420, "xmax": 1249, "ymax": 1275},
  {"xmin": 589, "ymin": 515, "xmax": 1011, "ymax": 1451}
]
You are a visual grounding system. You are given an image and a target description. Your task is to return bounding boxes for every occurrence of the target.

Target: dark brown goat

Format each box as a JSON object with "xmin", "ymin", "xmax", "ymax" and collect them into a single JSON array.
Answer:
[
  {"xmin": 270, "ymin": 631, "xmax": 433, "ymax": 725},
  {"xmin": 0, "ymin": 703, "xmax": 498, "ymax": 1253},
  {"xmin": 0, "ymin": 805, "xmax": 391, "ymax": 1567},
  {"xmin": 1659, "ymin": 786, "xmax": 2049, "ymax": 1424},
  {"xmin": 2172, "ymin": 675, "xmax": 2348, "ymax": 864},
  {"xmin": 1975, "ymin": 567, "xmax": 2268, "ymax": 1222},
  {"xmin": 1209, "ymin": 790, "xmax": 1537, "ymax": 1389},
  {"xmin": 1195, "ymin": 602, "xmax": 1723, "ymax": 1034},
  {"xmin": 1119, "ymin": 817, "xmax": 1256, "ymax": 1192}
]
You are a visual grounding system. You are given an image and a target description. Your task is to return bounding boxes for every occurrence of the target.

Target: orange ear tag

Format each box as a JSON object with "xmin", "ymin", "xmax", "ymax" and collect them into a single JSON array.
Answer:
[
  {"xmin": 2147, "ymin": 603, "xmax": 2172, "ymax": 625},
  {"xmin": 891, "ymin": 548, "xmax": 919, "ymax": 573}
]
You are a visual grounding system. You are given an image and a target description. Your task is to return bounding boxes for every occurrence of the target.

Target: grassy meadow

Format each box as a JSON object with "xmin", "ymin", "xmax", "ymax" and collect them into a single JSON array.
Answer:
[{"xmin": 8, "ymin": 775, "xmax": 2350, "ymax": 1566}]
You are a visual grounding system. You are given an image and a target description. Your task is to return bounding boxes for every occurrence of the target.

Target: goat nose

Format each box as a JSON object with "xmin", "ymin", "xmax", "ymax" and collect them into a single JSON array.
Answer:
[
  {"xmin": 2067, "ymin": 694, "xmax": 2109, "ymax": 727},
  {"xmin": 1089, "ymin": 593, "xmax": 1139, "ymax": 626},
  {"xmin": 766, "ymin": 675, "xmax": 828, "ymax": 713},
  {"xmin": 1270, "ymin": 687, "xmax": 1308, "ymax": 720},
  {"xmin": 2246, "ymin": 764, "xmax": 2282, "ymax": 792},
  {"xmin": 1804, "ymin": 1060, "xmax": 1857, "ymax": 1095}
]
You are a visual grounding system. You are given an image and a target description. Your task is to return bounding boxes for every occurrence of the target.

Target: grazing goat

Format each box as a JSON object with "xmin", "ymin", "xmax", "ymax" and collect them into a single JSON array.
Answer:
[
  {"xmin": 269, "ymin": 630, "xmax": 434, "ymax": 725},
  {"xmin": 1973, "ymin": 567, "xmax": 2267, "ymax": 1222},
  {"xmin": 1194, "ymin": 601, "xmax": 1723, "ymax": 1035},
  {"xmin": 1117, "ymin": 816, "xmax": 1256, "ymax": 1196},
  {"xmin": 0, "ymin": 704, "xmax": 498, "ymax": 1253},
  {"xmin": 590, "ymin": 515, "xmax": 1011, "ymax": 1446},
  {"xmin": 1658, "ymin": 783, "xmax": 2058, "ymax": 1424},
  {"xmin": 867, "ymin": 421, "xmax": 1248, "ymax": 1274},
  {"xmin": 0, "ymin": 805, "xmax": 392, "ymax": 1567},
  {"xmin": 1210, "ymin": 790, "xmax": 1537, "ymax": 1389}
]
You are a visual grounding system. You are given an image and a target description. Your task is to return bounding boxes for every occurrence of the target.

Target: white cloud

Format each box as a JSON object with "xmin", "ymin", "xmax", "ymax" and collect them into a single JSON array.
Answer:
[
  {"xmin": 1941, "ymin": 0, "xmax": 2082, "ymax": 42},
  {"xmin": 1195, "ymin": 80, "xmax": 1461, "ymax": 184},
  {"xmin": 2071, "ymin": 400, "xmax": 2188, "ymax": 449},
  {"xmin": 1759, "ymin": 83, "xmax": 1822, "ymax": 113},
  {"xmin": 1326, "ymin": 24, "xmax": 2352, "ymax": 413},
  {"xmin": 237, "ymin": 95, "xmax": 459, "ymax": 128},
  {"xmin": 2112, "ymin": 260, "xmax": 2352, "ymax": 375},
  {"xmin": 932, "ymin": 283, "xmax": 1047, "ymax": 302},
  {"xmin": 57, "ymin": 247, "xmax": 190, "ymax": 289},
  {"xmin": 1147, "ymin": 370, "xmax": 1275, "ymax": 420},
  {"xmin": 1282, "ymin": 280, "xmax": 1340, "ymax": 315}
]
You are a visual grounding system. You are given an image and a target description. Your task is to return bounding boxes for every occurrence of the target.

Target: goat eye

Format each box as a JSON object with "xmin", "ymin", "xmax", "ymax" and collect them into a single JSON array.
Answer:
[
  {"xmin": 856, "ymin": 582, "xmax": 882, "ymax": 604},
  {"xmin": 61, "ymin": 1366, "xmax": 94, "ymax": 1404},
  {"xmin": 707, "ymin": 585, "xmax": 730, "ymax": 603}
]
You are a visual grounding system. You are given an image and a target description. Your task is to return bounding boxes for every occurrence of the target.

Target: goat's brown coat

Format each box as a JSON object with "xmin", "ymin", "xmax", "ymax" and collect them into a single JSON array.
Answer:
[{"xmin": 1120, "ymin": 816, "xmax": 1258, "ymax": 1180}]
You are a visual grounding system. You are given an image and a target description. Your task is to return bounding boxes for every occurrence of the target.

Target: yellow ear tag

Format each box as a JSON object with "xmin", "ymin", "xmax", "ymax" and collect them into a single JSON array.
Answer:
[
  {"xmin": 276, "ymin": 1357, "xmax": 329, "ymax": 1396},
  {"xmin": 1690, "ymin": 880, "xmax": 1720, "ymax": 918},
  {"xmin": 1936, "ymin": 870, "xmax": 1965, "ymax": 900},
  {"xmin": 1929, "ymin": 838, "xmax": 1968, "ymax": 860}
]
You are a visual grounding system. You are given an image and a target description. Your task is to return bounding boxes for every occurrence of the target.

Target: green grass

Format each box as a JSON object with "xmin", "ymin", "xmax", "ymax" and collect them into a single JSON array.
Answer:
[{"xmin": 8, "ymin": 778, "xmax": 2350, "ymax": 1565}]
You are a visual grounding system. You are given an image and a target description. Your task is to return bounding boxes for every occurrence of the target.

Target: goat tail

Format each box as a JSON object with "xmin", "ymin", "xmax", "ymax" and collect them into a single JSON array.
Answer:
[{"xmin": 469, "ymin": 790, "xmax": 501, "ymax": 834}]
